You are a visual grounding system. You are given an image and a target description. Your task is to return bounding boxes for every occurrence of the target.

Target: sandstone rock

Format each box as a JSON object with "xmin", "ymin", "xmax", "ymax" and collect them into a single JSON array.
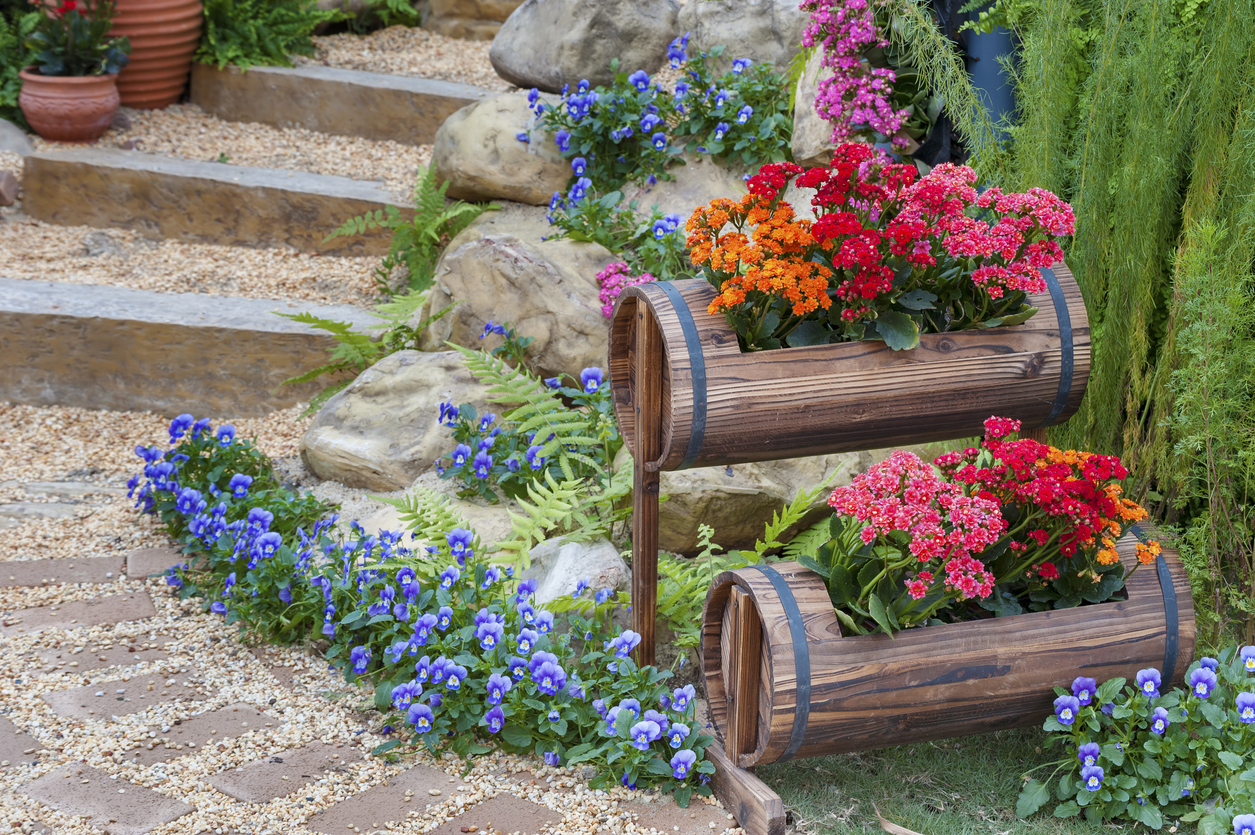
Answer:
[
  {"xmin": 622, "ymin": 155, "xmax": 747, "ymax": 222},
  {"xmin": 677, "ymin": 0, "xmax": 810, "ymax": 74},
  {"xmin": 349, "ymin": 472, "xmax": 518, "ymax": 549},
  {"xmin": 425, "ymin": 15, "xmax": 502, "ymax": 39},
  {"xmin": 430, "ymin": 0, "xmax": 519, "ymax": 21},
  {"xmin": 419, "ymin": 209, "xmax": 615, "ymax": 381},
  {"xmin": 300, "ymin": 350, "xmax": 481, "ymax": 491},
  {"xmin": 490, "ymin": 0, "xmax": 680, "ymax": 93},
  {"xmin": 519, "ymin": 536, "xmax": 630, "ymax": 605},
  {"xmin": 0, "ymin": 170, "xmax": 17, "ymax": 207},
  {"xmin": 792, "ymin": 47, "xmax": 839, "ymax": 168},
  {"xmin": 0, "ymin": 118, "xmax": 34, "ymax": 156},
  {"xmin": 432, "ymin": 92, "xmax": 570, "ymax": 205},
  {"xmin": 614, "ymin": 448, "xmax": 893, "ymax": 554}
]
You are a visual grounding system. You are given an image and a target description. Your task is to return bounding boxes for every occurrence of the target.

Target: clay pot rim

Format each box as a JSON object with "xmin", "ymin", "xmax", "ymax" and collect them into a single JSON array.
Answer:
[{"xmin": 19, "ymin": 67, "xmax": 120, "ymax": 84}]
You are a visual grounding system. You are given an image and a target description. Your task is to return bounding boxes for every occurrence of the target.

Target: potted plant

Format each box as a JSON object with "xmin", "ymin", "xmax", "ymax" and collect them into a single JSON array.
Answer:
[
  {"xmin": 108, "ymin": 0, "xmax": 202, "ymax": 109},
  {"xmin": 19, "ymin": 0, "xmax": 130, "ymax": 142}
]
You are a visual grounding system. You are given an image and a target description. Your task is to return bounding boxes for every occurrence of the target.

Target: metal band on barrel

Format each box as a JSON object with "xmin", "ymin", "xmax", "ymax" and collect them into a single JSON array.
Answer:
[
  {"xmin": 1038, "ymin": 266, "xmax": 1074, "ymax": 428},
  {"xmin": 1131, "ymin": 524, "xmax": 1179, "ymax": 683},
  {"xmin": 656, "ymin": 281, "xmax": 707, "ymax": 470},
  {"xmin": 749, "ymin": 564, "xmax": 811, "ymax": 762}
]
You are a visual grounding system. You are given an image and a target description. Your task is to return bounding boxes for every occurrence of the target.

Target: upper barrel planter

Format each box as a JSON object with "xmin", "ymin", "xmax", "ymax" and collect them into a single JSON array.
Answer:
[
  {"xmin": 702, "ymin": 534, "xmax": 1196, "ymax": 768},
  {"xmin": 608, "ymin": 263, "xmax": 1089, "ymax": 472},
  {"xmin": 109, "ymin": 0, "xmax": 203, "ymax": 109}
]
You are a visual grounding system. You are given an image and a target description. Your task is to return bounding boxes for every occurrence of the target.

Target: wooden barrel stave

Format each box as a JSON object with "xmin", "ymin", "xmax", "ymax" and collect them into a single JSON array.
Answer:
[
  {"xmin": 609, "ymin": 263, "xmax": 1090, "ymax": 472},
  {"xmin": 701, "ymin": 534, "xmax": 1195, "ymax": 768}
]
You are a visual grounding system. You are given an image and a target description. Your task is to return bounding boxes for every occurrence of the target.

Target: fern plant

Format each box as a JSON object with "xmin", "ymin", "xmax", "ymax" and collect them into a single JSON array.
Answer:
[
  {"xmin": 279, "ymin": 289, "xmax": 453, "ymax": 416},
  {"xmin": 326, "ymin": 164, "xmax": 496, "ymax": 295},
  {"xmin": 196, "ymin": 0, "xmax": 344, "ymax": 69},
  {"xmin": 0, "ymin": 8, "xmax": 37, "ymax": 127}
]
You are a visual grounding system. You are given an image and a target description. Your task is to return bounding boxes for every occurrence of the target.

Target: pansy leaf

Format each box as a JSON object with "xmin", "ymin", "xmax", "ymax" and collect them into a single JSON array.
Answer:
[
  {"xmin": 371, "ymin": 739, "xmax": 402, "ymax": 756},
  {"xmin": 1096, "ymin": 677, "xmax": 1126, "ymax": 704},
  {"xmin": 872, "ymin": 310, "xmax": 921, "ymax": 351},
  {"xmin": 1053, "ymin": 800, "xmax": 1081, "ymax": 818},
  {"xmin": 674, "ymin": 785, "xmax": 693, "ymax": 808},
  {"xmin": 1016, "ymin": 779, "xmax": 1050, "ymax": 818},
  {"xmin": 1135, "ymin": 758, "xmax": 1163, "ymax": 781},
  {"xmin": 374, "ymin": 681, "xmax": 393, "ymax": 711},
  {"xmin": 1200, "ymin": 700, "xmax": 1227, "ymax": 727},
  {"xmin": 1219, "ymin": 751, "xmax": 1244, "ymax": 770},
  {"xmin": 1101, "ymin": 743, "xmax": 1125, "ymax": 767},
  {"xmin": 646, "ymin": 758, "xmax": 673, "ymax": 775},
  {"xmin": 500, "ymin": 723, "xmax": 532, "ymax": 749}
]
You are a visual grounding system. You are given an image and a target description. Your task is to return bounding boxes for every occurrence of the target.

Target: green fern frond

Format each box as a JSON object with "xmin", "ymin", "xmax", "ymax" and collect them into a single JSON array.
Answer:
[
  {"xmin": 750, "ymin": 480, "xmax": 832, "ymax": 558},
  {"xmin": 374, "ymin": 487, "xmax": 476, "ymax": 550},
  {"xmin": 493, "ymin": 472, "xmax": 582, "ymax": 567},
  {"xmin": 782, "ymin": 518, "xmax": 833, "ymax": 561}
]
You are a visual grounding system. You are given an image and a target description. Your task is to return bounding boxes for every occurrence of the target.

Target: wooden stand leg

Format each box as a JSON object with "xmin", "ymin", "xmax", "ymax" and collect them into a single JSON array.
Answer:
[
  {"xmin": 708, "ymin": 742, "xmax": 785, "ymax": 835},
  {"xmin": 632, "ymin": 304, "xmax": 663, "ymax": 668}
]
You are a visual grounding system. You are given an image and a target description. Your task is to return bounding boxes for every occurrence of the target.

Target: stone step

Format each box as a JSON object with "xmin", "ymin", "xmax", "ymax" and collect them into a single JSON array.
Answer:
[
  {"xmin": 190, "ymin": 64, "xmax": 492, "ymax": 145},
  {"xmin": 0, "ymin": 278, "xmax": 380, "ymax": 417},
  {"xmin": 22, "ymin": 148, "xmax": 410, "ymax": 254}
]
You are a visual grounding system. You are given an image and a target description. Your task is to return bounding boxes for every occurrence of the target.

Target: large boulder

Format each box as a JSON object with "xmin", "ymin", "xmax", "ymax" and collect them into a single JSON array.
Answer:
[
  {"xmin": 614, "ymin": 447, "xmax": 893, "ymax": 555},
  {"xmin": 300, "ymin": 350, "xmax": 481, "ymax": 491},
  {"xmin": 432, "ymin": 92, "xmax": 571, "ymax": 205},
  {"xmin": 419, "ymin": 209, "xmax": 616, "ymax": 381},
  {"xmin": 621, "ymin": 155, "xmax": 747, "ymax": 222},
  {"xmin": 345, "ymin": 472, "xmax": 519, "ymax": 549},
  {"xmin": 427, "ymin": 0, "xmax": 521, "ymax": 39},
  {"xmin": 489, "ymin": 0, "xmax": 680, "ymax": 93},
  {"xmin": 519, "ymin": 536, "xmax": 631, "ymax": 604},
  {"xmin": 677, "ymin": 0, "xmax": 810, "ymax": 74},
  {"xmin": 792, "ymin": 47, "xmax": 839, "ymax": 168}
]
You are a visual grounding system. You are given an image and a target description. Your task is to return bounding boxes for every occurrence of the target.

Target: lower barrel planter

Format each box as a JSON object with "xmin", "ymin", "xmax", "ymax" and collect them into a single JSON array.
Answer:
[{"xmin": 701, "ymin": 534, "xmax": 1195, "ymax": 768}]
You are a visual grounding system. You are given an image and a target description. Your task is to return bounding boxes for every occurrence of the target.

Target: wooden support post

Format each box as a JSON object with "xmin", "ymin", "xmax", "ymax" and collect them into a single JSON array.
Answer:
[
  {"xmin": 707, "ymin": 742, "xmax": 786, "ymax": 835},
  {"xmin": 726, "ymin": 587, "xmax": 762, "ymax": 760},
  {"xmin": 631, "ymin": 302, "xmax": 663, "ymax": 668}
]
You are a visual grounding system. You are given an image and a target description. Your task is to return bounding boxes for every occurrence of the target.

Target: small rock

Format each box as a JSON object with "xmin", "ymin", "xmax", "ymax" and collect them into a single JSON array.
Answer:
[
  {"xmin": 521, "ymin": 537, "xmax": 630, "ymax": 604},
  {"xmin": 432, "ymin": 92, "xmax": 570, "ymax": 205},
  {"xmin": 677, "ymin": 0, "xmax": 810, "ymax": 74},
  {"xmin": 0, "ymin": 170, "xmax": 18, "ymax": 207},
  {"xmin": 110, "ymin": 109, "xmax": 132, "ymax": 131},
  {"xmin": 117, "ymin": 138, "xmax": 142, "ymax": 151},
  {"xmin": 83, "ymin": 231, "xmax": 127, "ymax": 258},
  {"xmin": 621, "ymin": 155, "xmax": 748, "ymax": 221},
  {"xmin": 490, "ymin": 0, "xmax": 680, "ymax": 92},
  {"xmin": 0, "ymin": 118, "xmax": 34, "ymax": 156}
]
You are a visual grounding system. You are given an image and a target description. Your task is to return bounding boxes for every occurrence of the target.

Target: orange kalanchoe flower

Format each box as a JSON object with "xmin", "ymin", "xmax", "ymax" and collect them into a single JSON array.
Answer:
[{"xmin": 1135, "ymin": 540, "xmax": 1162, "ymax": 565}]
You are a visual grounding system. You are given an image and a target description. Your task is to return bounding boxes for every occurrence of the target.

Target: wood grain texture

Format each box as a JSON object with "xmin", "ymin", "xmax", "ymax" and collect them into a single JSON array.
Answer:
[
  {"xmin": 727, "ymin": 587, "xmax": 763, "ymax": 760},
  {"xmin": 631, "ymin": 302, "xmax": 664, "ymax": 668},
  {"xmin": 707, "ymin": 742, "xmax": 786, "ymax": 835},
  {"xmin": 608, "ymin": 263, "xmax": 1090, "ymax": 472},
  {"xmin": 701, "ymin": 535, "xmax": 1195, "ymax": 767}
]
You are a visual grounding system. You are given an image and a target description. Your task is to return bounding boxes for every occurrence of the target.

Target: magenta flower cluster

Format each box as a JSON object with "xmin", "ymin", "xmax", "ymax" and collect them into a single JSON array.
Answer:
[
  {"xmin": 596, "ymin": 261, "xmax": 657, "ymax": 319},
  {"xmin": 800, "ymin": 0, "xmax": 911, "ymax": 147}
]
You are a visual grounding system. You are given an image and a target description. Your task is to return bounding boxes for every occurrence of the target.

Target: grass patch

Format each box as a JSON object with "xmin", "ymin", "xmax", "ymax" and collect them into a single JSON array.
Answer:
[{"xmin": 757, "ymin": 728, "xmax": 1138, "ymax": 834}]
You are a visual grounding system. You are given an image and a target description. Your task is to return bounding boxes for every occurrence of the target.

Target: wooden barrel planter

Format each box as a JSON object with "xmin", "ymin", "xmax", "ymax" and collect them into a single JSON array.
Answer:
[
  {"xmin": 701, "ymin": 534, "xmax": 1195, "ymax": 768},
  {"xmin": 609, "ymin": 263, "xmax": 1089, "ymax": 471}
]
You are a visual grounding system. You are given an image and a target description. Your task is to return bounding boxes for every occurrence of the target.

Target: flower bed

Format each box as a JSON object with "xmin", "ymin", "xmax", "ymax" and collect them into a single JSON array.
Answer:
[{"xmin": 130, "ymin": 413, "xmax": 716, "ymax": 802}]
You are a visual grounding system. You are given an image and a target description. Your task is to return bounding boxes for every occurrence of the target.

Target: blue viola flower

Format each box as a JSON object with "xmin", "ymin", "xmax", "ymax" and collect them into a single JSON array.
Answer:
[
  {"xmin": 516, "ymin": 131, "xmax": 529, "ymax": 143},
  {"xmin": 1235, "ymin": 814, "xmax": 1255, "ymax": 835},
  {"xmin": 528, "ymin": 87, "xmax": 539, "ymax": 107},
  {"xmin": 605, "ymin": 706, "xmax": 622, "ymax": 735},
  {"xmin": 569, "ymin": 176, "xmax": 592, "ymax": 203},
  {"xmin": 452, "ymin": 444, "xmax": 472, "ymax": 467},
  {"xmin": 414, "ymin": 655, "xmax": 431, "ymax": 683},
  {"xmin": 1053, "ymin": 694, "xmax": 1080, "ymax": 726},
  {"xmin": 1071, "ymin": 676, "xmax": 1097, "ymax": 706},
  {"xmin": 548, "ymin": 709, "xmax": 561, "ymax": 723},
  {"xmin": 673, "ymin": 81, "xmax": 690, "ymax": 100},
  {"xmin": 428, "ymin": 657, "xmax": 449, "ymax": 686},
  {"xmin": 447, "ymin": 528, "xmax": 474, "ymax": 563},
  {"xmin": 609, "ymin": 630, "xmax": 642, "ymax": 659},
  {"xmin": 475, "ymin": 620, "xmax": 504, "ymax": 651},
  {"xmin": 671, "ymin": 749, "xmax": 697, "ymax": 779},
  {"xmin": 1080, "ymin": 764, "xmax": 1103, "ymax": 792},
  {"xmin": 216, "ymin": 425, "xmax": 235, "ymax": 446},
  {"xmin": 1077, "ymin": 742, "xmax": 1099, "ymax": 766},
  {"xmin": 629, "ymin": 720, "xmax": 662, "ymax": 751},
  {"xmin": 165, "ymin": 568, "xmax": 182, "ymax": 589},
  {"xmin": 210, "ymin": 600, "xmax": 227, "ymax": 615},
  {"xmin": 580, "ymin": 367, "xmax": 604, "ymax": 393},
  {"xmin": 640, "ymin": 113, "xmax": 662, "ymax": 132},
  {"xmin": 516, "ymin": 628, "xmax": 539, "ymax": 655},
  {"xmin": 350, "ymin": 646, "xmax": 372, "ymax": 674},
  {"xmin": 666, "ymin": 722, "xmax": 692, "ymax": 749},
  {"xmin": 555, "ymin": 130, "xmax": 572, "ymax": 152},
  {"xmin": 671, "ymin": 684, "xmax": 696, "ymax": 712},
  {"xmin": 568, "ymin": 680, "xmax": 584, "ymax": 699},
  {"xmin": 1182, "ymin": 777, "xmax": 1195, "ymax": 797},
  {"xmin": 736, "ymin": 105, "xmax": 753, "ymax": 125},
  {"xmin": 731, "ymin": 58, "xmax": 752, "ymax": 74},
  {"xmin": 386, "ymin": 640, "xmax": 409, "ymax": 664},
  {"xmin": 1150, "ymin": 706, "xmax": 1170, "ymax": 735},
  {"xmin": 391, "ymin": 680, "xmax": 421, "ymax": 710},
  {"xmin": 1238, "ymin": 692, "xmax": 1255, "ymax": 723},
  {"xmin": 663, "ymin": 213, "xmax": 682, "ymax": 232},
  {"xmin": 1136, "ymin": 668, "xmax": 1162, "ymax": 698},
  {"xmin": 412, "ymin": 613, "xmax": 439, "ymax": 645},
  {"xmin": 544, "ymin": 376, "xmax": 562, "ymax": 389},
  {"xmin": 484, "ymin": 705, "xmax": 505, "ymax": 734},
  {"xmin": 1199, "ymin": 656, "xmax": 1219, "ymax": 671},
  {"xmin": 544, "ymin": 751, "xmax": 561, "ymax": 766},
  {"xmin": 439, "ymin": 566, "xmax": 461, "ymax": 590},
  {"xmin": 650, "ymin": 131, "xmax": 667, "ymax": 150},
  {"xmin": 666, "ymin": 32, "xmax": 689, "ymax": 67},
  {"xmin": 643, "ymin": 709, "xmax": 670, "ymax": 734},
  {"xmin": 486, "ymin": 673, "xmax": 512, "ymax": 705},
  {"xmin": 713, "ymin": 89, "xmax": 730, "ymax": 109},
  {"xmin": 628, "ymin": 70, "xmax": 650, "ymax": 91},
  {"xmin": 532, "ymin": 660, "xmax": 567, "ymax": 696},
  {"xmin": 478, "ymin": 413, "xmax": 496, "ymax": 432},
  {"xmin": 168, "ymin": 413, "xmax": 194, "ymax": 443},
  {"xmin": 438, "ymin": 401, "xmax": 460, "ymax": 426},
  {"xmin": 176, "ymin": 488, "xmax": 206, "ymax": 516},
  {"xmin": 572, "ymin": 578, "xmax": 590, "ymax": 598},
  {"xmin": 472, "ymin": 451, "xmax": 493, "ymax": 479},
  {"xmin": 1189, "ymin": 666, "xmax": 1218, "ymax": 699},
  {"xmin": 652, "ymin": 218, "xmax": 672, "ymax": 239},
  {"xmin": 595, "ymin": 588, "xmax": 614, "ymax": 605},
  {"xmin": 481, "ymin": 567, "xmax": 502, "ymax": 590},
  {"xmin": 444, "ymin": 664, "xmax": 468, "ymax": 690},
  {"xmin": 436, "ymin": 606, "xmax": 453, "ymax": 630},
  {"xmin": 525, "ymin": 445, "xmax": 546, "ymax": 470},
  {"xmin": 392, "ymin": 601, "xmax": 408, "ymax": 621},
  {"xmin": 1241, "ymin": 645, "xmax": 1255, "ymax": 672},
  {"xmin": 408, "ymin": 702, "xmax": 435, "ymax": 732},
  {"xmin": 506, "ymin": 457, "xmax": 521, "ymax": 473},
  {"xmin": 622, "ymin": 771, "xmax": 637, "ymax": 790},
  {"xmin": 617, "ymin": 699, "xmax": 641, "ymax": 721},
  {"xmin": 714, "ymin": 122, "xmax": 729, "ymax": 141},
  {"xmin": 509, "ymin": 656, "xmax": 527, "ymax": 681},
  {"xmin": 535, "ymin": 610, "xmax": 555, "ymax": 634}
]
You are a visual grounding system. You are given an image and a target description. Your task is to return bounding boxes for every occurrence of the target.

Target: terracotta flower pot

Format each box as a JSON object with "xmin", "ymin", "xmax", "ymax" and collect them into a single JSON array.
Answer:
[
  {"xmin": 108, "ymin": 0, "xmax": 203, "ymax": 109},
  {"xmin": 19, "ymin": 69, "xmax": 121, "ymax": 143}
]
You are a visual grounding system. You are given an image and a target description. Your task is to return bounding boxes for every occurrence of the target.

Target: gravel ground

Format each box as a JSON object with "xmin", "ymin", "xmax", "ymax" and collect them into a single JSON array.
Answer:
[
  {"xmin": 302, "ymin": 26, "xmax": 511, "ymax": 92},
  {"xmin": 0, "ymin": 217, "xmax": 383, "ymax": 307},
  {"xmin": 28, "ymin": 104, "xmax": 432, "ymax": 203}
]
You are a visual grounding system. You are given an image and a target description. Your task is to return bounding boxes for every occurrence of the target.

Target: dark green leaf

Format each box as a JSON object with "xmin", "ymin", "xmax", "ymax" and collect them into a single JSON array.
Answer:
[
  {"xmin": 897, "ymin": 289, "xmax": 938, "ymax": 310},
  {"xmin": 1016, "ymin": 779, "xmax": 1051, "ymax": 818},
  {"xmin": 873, "ymin": 310, "xmax": 921, "ymax": 351}
]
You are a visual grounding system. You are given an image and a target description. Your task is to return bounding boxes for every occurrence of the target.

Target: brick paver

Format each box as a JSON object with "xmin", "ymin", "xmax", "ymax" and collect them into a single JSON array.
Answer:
[
  {"xmin": 37, "ymin": 636, "xmax": 171, "ymax": 674},
  {"xmin": 0, "ymin": 591, "xmax": 156, "ymax": 636},
  {"xmin": 209, "ymin": 741, "xmax": 358, "ymax": 802},
  {"xmin": 425, "ymin": 794, "xmax": 562, "ymax": 835},
  {"xmin": 23, "ymin": 764, "xmax": 195, "ymax": 835},
  {"xmin": 126, "ymin": 703, "xmax": 273, "ymax": 765},
  {"xmin": 41, "ymin": 676, "xmax": 203, "ymax": 722},
  {"xmin": 304, "ymin": 764, "xmax": 453, "ymax": 834},
  {"xmin": 629, "ymin": 796, "xmax": 737, "ymax": 835},
  {"xmin": 125, "ymin": 547, "xmax": 185, "ymax": 579},
  {"xmin": 0, "ymin": 555, "xmax": 125, "ymax": 587},
  {"xmin": 0, "ymin": 716, "xmax": 42, "ymax": 768}
]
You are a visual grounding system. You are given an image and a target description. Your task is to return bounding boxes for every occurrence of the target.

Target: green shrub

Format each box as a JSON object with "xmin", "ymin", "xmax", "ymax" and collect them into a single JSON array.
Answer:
[
  {"xmin": 196, "ymin": 0, "xmax": 345, "ymax": 69},
  {"xmin": 0, "ymin": 8, "xmax": 37, "ymax": 127}
]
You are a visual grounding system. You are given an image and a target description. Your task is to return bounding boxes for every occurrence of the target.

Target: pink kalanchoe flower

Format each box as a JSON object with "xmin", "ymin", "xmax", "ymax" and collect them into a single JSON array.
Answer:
[{"xmin": 596, "ymin": 262, "xmax": 657, "ymax": 318}]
